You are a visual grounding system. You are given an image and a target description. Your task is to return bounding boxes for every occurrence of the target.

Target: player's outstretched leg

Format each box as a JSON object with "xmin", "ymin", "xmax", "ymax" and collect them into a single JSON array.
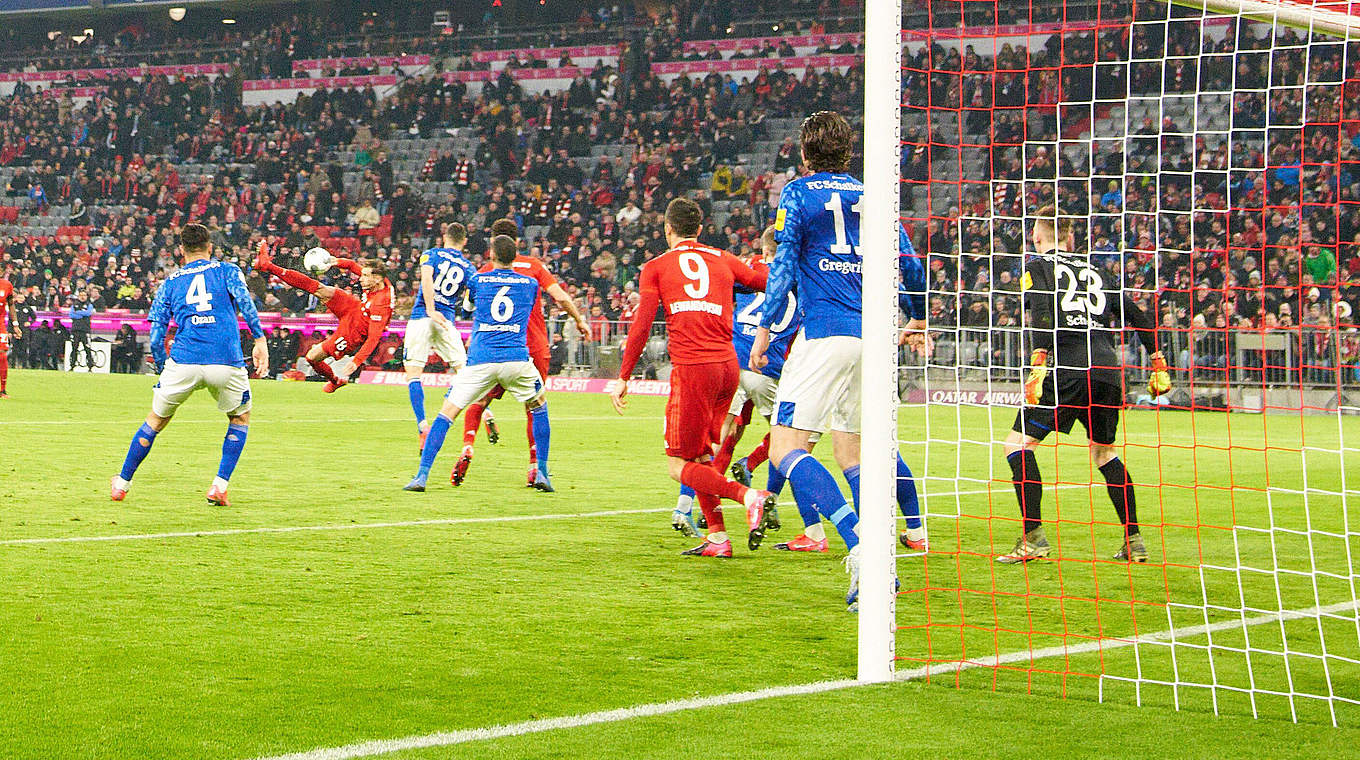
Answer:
[
  {"xmin": 999, "ymin": 448, "xmax": 1050, "ymax": 564},
  {"xmin": 677, "ymin": 460, "xmax": 775, "ymax": 551},
  {"xmin": 1098, "ymin": 454, "xmax": 1147, "ymax": 563},
  {"xmin": 528, "ymin": 402, "xmax": 552, "ymax": 492},
  {"xmin": 680, "ymin": 492, "xmax": 732, "ymax": 557},
  {"xmin": 406, "ymin": 413, "xmax": 454, "ymax": 491},
  {"xmin": 112, "ymin": 419, "xmax": 163, "ymax": 500},
  {"xmin": 207, "ymin": 421, "xmax": 248, "ymax": 506},
  {"xmin": 255, "ymin": 245, "xmax": 321, "ymax": 295},
  {"xmin": 672, "ymin": 485, "xmax": 700, "ymax": 537}
]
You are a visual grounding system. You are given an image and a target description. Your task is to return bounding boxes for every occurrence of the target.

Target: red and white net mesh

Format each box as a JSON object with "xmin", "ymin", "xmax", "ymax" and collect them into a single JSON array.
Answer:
[{"xmin": 895, "ymin": 0, "xmax": 1360, "ymax": 724}]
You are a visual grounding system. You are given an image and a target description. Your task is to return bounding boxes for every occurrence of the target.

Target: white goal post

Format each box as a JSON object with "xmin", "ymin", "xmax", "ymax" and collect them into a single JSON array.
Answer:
[{"xmin": 858, "ymin": 0, "xmax": 904, "ymax": 683}]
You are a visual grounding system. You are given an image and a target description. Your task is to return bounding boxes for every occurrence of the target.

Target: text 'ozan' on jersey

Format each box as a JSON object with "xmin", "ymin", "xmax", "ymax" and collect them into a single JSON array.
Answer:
[
  {"xmin": 732, "ymin": 258, "xmax": 800, "ymax": 379},
  {"xmin": 764, "ymin": 172, "xmax": 928, "ymax": 339},
  {"xmin": 618, "ymin": 239, "xmax": 768, "ymax": 378},
  {"xmin": 1022, "ymin": 248, "xmax": 1158, "ymax": 380},
  {"xmin": 466, "ymin": 268, "xmax": 541, "ymax": 365},
  {"xmin": 149, "ymin": 258, "xmax": 264, "ymax": 368},
  {"xmin": 411, "ymin": 247, "xmax": 477, "ymax": 321}
]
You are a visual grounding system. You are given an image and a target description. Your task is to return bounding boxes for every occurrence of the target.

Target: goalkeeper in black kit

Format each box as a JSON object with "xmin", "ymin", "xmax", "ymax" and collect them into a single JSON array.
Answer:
[{"xmin": 998, "ymin": 205, "xmax": 1171, "ymax": 565}]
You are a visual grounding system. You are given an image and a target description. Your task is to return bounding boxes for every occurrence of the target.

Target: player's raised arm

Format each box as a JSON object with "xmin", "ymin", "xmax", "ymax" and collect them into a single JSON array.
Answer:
[
  {"xmin": 333, "ymin": 257, "xmax": 363, "ymax": 276},
  {"xmin": 613, "ymin": 264, "xmax": 661, "ymax": 413}
]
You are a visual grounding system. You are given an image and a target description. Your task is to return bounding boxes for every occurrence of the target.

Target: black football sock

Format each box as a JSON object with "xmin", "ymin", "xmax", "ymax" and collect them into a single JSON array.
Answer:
[
  {"xmin": 1008, "ymin": 449, "xmax": 1043, "ymax": 535},
  {"xmin": 1099, "ymin": 457, "xmax": 1138, "ymax": 539}
]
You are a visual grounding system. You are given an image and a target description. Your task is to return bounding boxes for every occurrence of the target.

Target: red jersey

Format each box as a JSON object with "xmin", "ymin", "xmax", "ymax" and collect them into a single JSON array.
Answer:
[
  {"xmin": 480, "ymin": 254, "xmax": 557, "ymax": 358},
  {"xmin": 0, "ymin": 278, "xmax": 11, "ymax": 327},
  {"xmin": 619, "ymin": 240, "xmax": 766, "ymax": 377},
  {"xmin": 334, "ymin": 258, "xmax": 394, "ymax": 367}
]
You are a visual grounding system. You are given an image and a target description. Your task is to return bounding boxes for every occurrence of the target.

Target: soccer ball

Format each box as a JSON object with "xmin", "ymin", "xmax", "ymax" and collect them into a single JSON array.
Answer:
[{"xmin": 303, "ymin": 247, "xmax": 333, "ymax": 273}]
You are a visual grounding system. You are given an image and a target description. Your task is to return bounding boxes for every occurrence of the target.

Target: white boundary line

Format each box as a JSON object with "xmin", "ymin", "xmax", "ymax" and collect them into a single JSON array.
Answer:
[
  {"xmin": 1, "ymin": 484, "xmax": 1082, "ymax": 547},
  {"xmin": 0, "ymin": 508, "xmax": 670, "ymax": 546},
  {"xmin": 249, "ymin": 600, "xmax": 1360, "ymax": 760}
]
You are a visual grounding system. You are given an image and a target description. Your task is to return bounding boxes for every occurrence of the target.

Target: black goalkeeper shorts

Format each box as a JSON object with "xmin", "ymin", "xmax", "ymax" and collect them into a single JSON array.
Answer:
[{"xmin": 1012, "ymin": 372, "xmax": 1123, "ymax": 446}]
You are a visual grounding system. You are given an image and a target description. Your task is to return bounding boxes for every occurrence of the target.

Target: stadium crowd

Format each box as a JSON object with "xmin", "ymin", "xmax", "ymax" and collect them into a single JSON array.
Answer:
[{"xmin": 0, "ymin": 0, "xmax": 1357, "ymax": 383}]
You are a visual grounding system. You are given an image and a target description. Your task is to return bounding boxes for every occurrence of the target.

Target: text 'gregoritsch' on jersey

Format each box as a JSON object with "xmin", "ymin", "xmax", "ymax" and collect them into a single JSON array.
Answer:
[
  {"xmin": 1022, "ymin": 248, "xmax": 1157, "ymax": 378},
  {"xmin": 411, "ymin": 247, "xmax": 476, "ymax": 321},
  {"xmin": 466, "ymin": 269, "xmax": 541, "ymax": 365},
  {"xmin": 764, "ymin": 173, "xmax": 929, "ymax": 338},
  {"xmin": 149, "ymin": 258, "xmax": 264, "ymax": 367},
  {"xmin": 733, "ymin": 258, "xmax": 799, "ymax": 379}
]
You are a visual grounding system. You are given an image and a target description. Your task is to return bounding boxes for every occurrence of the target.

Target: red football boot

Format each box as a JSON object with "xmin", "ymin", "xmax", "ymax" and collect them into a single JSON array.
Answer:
[
  {"xmin": 774, "ymin": 534, "xmax": 830, "ymax": 553},
  {"xmin": 681, "ymin": 538, "xmax": 733, "ymax": 557}
]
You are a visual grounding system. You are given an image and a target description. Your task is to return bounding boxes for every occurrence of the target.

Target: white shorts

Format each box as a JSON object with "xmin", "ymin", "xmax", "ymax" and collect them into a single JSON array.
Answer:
[
  {"xmin": 403, "ymin": 318, "xmax": 466, "ymax": 369},
  {"xmin": 729, "ymin": 370, "xmax": 778, "ymax": 419},
  {"xmin": 774, "ymin": 334, "xmax": 861, "ymax": 434},
  {"xmin": 445, "ymin": 360, "xmax": 544, "ymax": 409},
  {"xmin": 152, "ymin": 360, "xmax": 252, "ymax": 417}
]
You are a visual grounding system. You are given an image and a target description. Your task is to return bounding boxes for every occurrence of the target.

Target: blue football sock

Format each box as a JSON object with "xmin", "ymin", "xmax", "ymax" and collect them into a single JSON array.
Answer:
[
  {"xmin": 216, "ymin": 423, "xmax": 249, "ymax": 483},
  {"xmin": 897, "ymin": 454, "xmax": 923, "ymax": 530},
  {"xmin": 765, "ymin": 466, "xmax": 787, "ymax": 497},
  {"xmin": 679, "ymin": 484, "xmax": 696, "ymax": 499},
  {"xmin": 843, "ymin": 464, "xmax": 861, "ymax": 514},
  {"xmin": 779, "ymin": 449, "xmax": 858, "ymax": 550},
  {"xmin": 408, "ymin": 379, "xmax": 426, "ymax": 426},
  {"xmin": 530, "ymin": 404, "xmax": 551, "ymax": 476},
  {"xmin": 417, "ymin": 414, "xmax": 452, "ymax": 479},
  {"xmin": 119, "ymin": 422, "xmax": 159, "ymax": 481}
]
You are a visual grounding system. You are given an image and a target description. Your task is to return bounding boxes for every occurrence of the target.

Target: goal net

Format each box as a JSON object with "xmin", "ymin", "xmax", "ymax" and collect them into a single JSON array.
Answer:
[{"xmin": 861, "ymin": 0, "xmax": 1360, "ymax": 725}]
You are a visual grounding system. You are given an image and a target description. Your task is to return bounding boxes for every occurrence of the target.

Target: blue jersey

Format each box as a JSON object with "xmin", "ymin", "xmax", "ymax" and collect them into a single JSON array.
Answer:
[
  {"xmin": 733, "ymin": 262, "xmax": 800, "ymax": 379},
  {"xmin": 466, "ymin": 268, "xmax": 541, "ymax": 365},
  {"xmin": 410, "ymin": 246, "xmax": 476, "ymax": 321},
  {"xmin": 148, "ymin": 257, "xmax": 263, "ymax": 368},
  {"xmin": 764, "ymin": 173, "xmax": 927, "ymax": 338}
]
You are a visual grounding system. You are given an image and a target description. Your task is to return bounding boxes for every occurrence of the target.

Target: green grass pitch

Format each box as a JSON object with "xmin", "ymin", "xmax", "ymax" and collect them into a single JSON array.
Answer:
[{"xmin": 2, "ymin": 369, "xmax": 1358, "ymax": 759}]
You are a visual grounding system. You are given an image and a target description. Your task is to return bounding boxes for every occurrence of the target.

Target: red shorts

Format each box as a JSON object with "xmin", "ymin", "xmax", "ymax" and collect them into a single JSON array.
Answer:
[
  {"xmin": 484, "ymin": 352, "xmax": 549, "ymax": 402},
  {"xmin": 664, "ymin": 359, "xmax": 739, "ymax": 460},
  {"xmin": 321, "ymin": 289, "xmax": 366, "ymax": 359}
]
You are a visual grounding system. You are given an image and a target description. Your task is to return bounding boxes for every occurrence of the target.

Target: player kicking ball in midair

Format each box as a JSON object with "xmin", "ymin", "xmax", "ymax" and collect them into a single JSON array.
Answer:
[
  {"xmin": 111, "ymin": 223, "xmax": 268, "ymax": 505},
  {"xmin": 404, "ymin": 219, "xmax": 477, "ymax": 451},
  {"xmin": 998, "ymin": 205, "xmax": 1171, "ymax": 565},
  {"xmin": 613, "ymin": 198, "xmax": 777, "ymax": 558},
  {"xmin": 750, "ymin": 111, "xmax": 931, "ymax": 608},
  {"xmin": 404, "ymin": 235, "xmax": 554, "ymax": 492},
  {"xmin": 253, "ymin": 242, "xmax": 394, "ymax": 393},
  {"xmin": 454, "ymin": 218, "xmax": 591, "ymax": 487}
]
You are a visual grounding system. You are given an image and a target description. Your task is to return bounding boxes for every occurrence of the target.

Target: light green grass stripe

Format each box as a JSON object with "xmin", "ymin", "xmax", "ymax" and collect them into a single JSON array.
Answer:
[{"xmin": 248, "ymin": 600, "xmax": 1360, "ymax": 760}]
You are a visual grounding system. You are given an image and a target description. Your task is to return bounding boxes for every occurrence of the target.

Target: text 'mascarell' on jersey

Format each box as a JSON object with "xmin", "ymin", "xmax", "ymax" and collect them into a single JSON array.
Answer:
[
  {"xmin": 149, "ymin": 258, "xmax": 264, "ymax": 368},
  {"xmin": 412, "ymin": 247, "xmax": 477, "ymax": 321},
  {"xmin": 466, "ymin": 268, "xmax": 542, "ymax": 365},
  {"xmin": 618, "ymin": 240, "xmax": 767, "ymax": 378}
]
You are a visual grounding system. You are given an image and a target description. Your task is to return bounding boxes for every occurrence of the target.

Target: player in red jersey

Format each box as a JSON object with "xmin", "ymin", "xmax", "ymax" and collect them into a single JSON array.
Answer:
[
  {"xmin": 0, "ymin": 275, "xmax": 15, "ymax": 398},
  {"xmin": 254, "ymin": 242, "xmax": 394, "ymax": 392},
  {"xmin": 611, "ymin": 198, "xmax": 777, "ymax": 558},
  {"xmin": 452, "ymin": 218, "xmax": 591, "ymax": 487}
]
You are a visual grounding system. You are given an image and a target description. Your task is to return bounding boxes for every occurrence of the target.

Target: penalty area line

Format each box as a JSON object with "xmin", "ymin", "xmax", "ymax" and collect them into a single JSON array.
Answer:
[{"xmin": 248, "ymin": 599, "xmax": 1360, "ymax": 760}]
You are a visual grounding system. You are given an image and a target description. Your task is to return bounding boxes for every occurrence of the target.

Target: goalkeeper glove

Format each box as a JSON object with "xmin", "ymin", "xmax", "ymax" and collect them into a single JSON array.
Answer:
[
  {"xmin": 1023, "ymin": 348, "xmax": 1049, "ymax": 406},
  {"xmin": 1147, "ymin": 351, "xmax": 1172, "ymax": 397}
]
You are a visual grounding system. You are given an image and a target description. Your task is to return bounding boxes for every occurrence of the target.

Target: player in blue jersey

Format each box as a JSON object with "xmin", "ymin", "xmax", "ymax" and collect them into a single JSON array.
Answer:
[
  {"xmin": 110, "ymin": 223, "xmax": 267, "ymax": 506},
  {"xmin": 404, "ymin": 219, "xmax": 478, "ymax": 449},
  {"xmin": 749, "ymin": 111, "xmax": 931, "ymax": 609},
  {"xmin": 403, "ymin": 235, "xmax": 554, "ymax": 493}
]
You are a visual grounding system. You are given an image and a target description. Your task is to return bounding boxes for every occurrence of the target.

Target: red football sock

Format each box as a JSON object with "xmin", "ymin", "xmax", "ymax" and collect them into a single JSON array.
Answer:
[
  {"xmin": 463, "ymin": 402, "xmax": 485, "ymax": 446},
  {"xmin": 308, "ymin": 357, "xmax": 338, "ymax": 383},
  {"xmin": 524, "ymin": 409, "xmax": 537, "ymax": 463},
  {"xmin": 681, "ymin": 461, "xmax": 747, "ymax": 504},
  {"xmin": 0, "ymin": 350, "xmax": 8, "ymax": 391},
  {"xmin": 713, "ymin": 432, "xmax": 739, "ymax": 475},
  {"xmin": 746, "ymin": 434, "xmax": 770, "ymax": 470},
  {"xmin": 697, "ymin": 493, "xmax": 725, "ymax": 534},
  {"xmin": 276, "ymin": 267, "xmax": 321, "ymax": 295}
]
